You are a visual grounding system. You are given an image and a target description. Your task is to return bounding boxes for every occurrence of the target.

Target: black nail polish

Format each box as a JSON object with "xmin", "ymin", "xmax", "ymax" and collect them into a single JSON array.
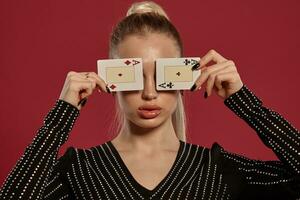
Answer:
[
  {"xmin": 106, "ymin": 86, "xmax": 111, "ymax": 93},
  {"xmin": 78, "ymin": 97, "xmax": 87, "ymax": 107},
  {"xmin": 204, "ymin": 91, "xmax": 208, "ymax": 99},
  {"xmin": 190, "ymin": 84, "xmax": 197, "ymax": 91},
  {"xmin": 191, "ymin": 62, "xmax": 200, "ymax": 71}
]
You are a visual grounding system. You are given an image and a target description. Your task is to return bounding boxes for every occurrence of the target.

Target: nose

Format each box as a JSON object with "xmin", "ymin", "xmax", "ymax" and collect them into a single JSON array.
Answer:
[{"xmin": 142, "ymin": 76, "xmax": 158, "ymax": 100}]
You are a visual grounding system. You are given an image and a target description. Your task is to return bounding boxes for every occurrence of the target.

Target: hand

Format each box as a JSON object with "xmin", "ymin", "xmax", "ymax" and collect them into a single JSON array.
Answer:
[
  {"xmin": 59, "ymin": 71, "xmax": 110, "ymax": 110},
  {"xmin": 191, "ymin": 49, "xmax": 244, "ymax": 99}
]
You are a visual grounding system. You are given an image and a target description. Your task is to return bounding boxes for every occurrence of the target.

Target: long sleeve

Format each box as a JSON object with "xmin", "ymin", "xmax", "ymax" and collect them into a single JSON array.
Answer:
[
  {"xmin": 0, "ymin": 100, "xmax": 80, "ymax": 199},
  {"xmin": 222, "ymin": 85, "xmax": 300, "ymax": 198},
  {"xmin": 42, "ymin": 146, "xmax": 77, "ymax": 199}
]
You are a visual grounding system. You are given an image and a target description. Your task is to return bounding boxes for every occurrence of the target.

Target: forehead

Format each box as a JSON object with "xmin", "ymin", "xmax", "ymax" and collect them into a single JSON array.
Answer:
[{"xmin": 116, "ymin": 33, "xmax": 180, "ymax": 64}]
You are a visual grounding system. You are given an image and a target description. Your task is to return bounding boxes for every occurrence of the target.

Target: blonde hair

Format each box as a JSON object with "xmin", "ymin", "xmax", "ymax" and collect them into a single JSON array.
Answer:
[
  {"xmin": 126, "ymin": 1, "xmax": 169, "ymax": 20},
  {"xmin": 108, "ymin": 1, "xmax": 187, "ymax": 142}
]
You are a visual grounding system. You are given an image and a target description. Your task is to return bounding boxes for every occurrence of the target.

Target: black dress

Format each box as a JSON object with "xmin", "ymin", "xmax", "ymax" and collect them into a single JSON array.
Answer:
[{"xmin": 0, "ymin": 85, "xmax": 299, "ymax": 199}]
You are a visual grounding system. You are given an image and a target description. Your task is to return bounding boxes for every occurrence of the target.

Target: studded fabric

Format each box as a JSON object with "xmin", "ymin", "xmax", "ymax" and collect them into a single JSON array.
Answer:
[{"xmin": 0, "ymin": 85, "xmax": 299, "ymax": 199}]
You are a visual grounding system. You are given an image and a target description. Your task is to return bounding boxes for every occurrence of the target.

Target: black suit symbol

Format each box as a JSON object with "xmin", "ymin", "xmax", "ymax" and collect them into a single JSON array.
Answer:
[{"xmin": 158, "ymin": 82, "xmax": 174, "ymax": 89}]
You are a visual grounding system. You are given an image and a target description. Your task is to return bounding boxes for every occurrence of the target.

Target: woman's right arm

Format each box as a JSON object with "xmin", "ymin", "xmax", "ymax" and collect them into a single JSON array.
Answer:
[
  {"xmin": 0, "ymin": 100, "xmax": 79, "ymax": 199},
  {"xmin": 0, "ymin": 71, "xmax": 109, "ymax": 199}
]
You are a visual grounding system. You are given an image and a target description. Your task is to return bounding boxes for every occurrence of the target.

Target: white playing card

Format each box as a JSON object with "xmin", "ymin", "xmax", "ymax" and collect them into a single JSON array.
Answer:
[
  {"xmin": 156, "ymin": 57, "xmax": 201, "ymax": 90},
  {"xmin": 97, "ymin": 58, "xmax": 143, "ymax": 92}
]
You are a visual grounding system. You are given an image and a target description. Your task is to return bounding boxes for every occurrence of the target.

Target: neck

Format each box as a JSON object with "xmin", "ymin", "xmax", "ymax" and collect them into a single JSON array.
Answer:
[{"xmin": 113, "ymin": 118, "xmax": 180, "ymax": 153}]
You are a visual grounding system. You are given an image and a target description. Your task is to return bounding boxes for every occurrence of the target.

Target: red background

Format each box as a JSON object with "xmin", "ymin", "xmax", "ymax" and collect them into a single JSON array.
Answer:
[{"xmin": 1, "ymin": 0, "xmax": 300, "ymax": 185}]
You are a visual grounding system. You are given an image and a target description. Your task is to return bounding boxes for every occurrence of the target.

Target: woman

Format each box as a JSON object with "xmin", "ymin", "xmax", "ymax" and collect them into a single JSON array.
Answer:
[{"xmin": 0, "ymin": 1, "xmax": 299, "ymax": 199}]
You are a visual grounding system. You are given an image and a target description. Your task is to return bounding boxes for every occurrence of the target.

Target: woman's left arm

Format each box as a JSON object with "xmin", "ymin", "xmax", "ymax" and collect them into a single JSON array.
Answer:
[
  {"xmin": 219, "ymin": 84, "xmax": 300, "ymax": 197},
  {"xmin": 193, "ymin": 49, "xmax": 300, "ymax": 174},
  {"xmin": 193, "ymin": 49, "xmax": 300, "ymax": 197},
  {"xmin": 223, "ymin": 84, "xmax": 300, "ymax": 175}
]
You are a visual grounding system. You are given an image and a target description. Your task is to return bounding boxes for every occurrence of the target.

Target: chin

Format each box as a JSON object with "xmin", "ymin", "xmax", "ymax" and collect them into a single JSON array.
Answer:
[{"xmin": 130, "ymin": 115, "xmax": 166, "ymax": 129}]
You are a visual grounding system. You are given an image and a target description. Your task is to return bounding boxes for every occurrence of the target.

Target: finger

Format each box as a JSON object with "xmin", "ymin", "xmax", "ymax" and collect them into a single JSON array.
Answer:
[
  {"xmin": 84, "ymin": 76, "xmax": 101, "ymax": 92},
  {"xmin": 68, "ymin": 75, "xmax": 97, "ymax": 91},
  {"xmin": 78, "ymin": 72, "xmax": 93, "ymax": 77},
  {"xmin": 86, "ymin": 72, "xmax": 107, "ymax": 89},
  {"xmin": 194, "ymin": 60, "xmax": 233, "ymax": 90},
  {"xmin": 78, "ymin": 97, "xmax": 88, "ymax": 107},
  {"xmin": 66, "ymin": 71, "xmax": 78, "ymax": 78},
  {"xmin": 200, "ymin": 49, "xmax": 227, "ymax": 69},
  {"xmin": 78, "ymin": 72, "xmax": 99, "ymax": 80},
  {"xmin": 69, "ymin": 75, "xmax": 92, "ymax": 82},
  {"xmin": 73, "ymin": 81, "xmax": 94, "ymax": 98},
  {"xmin": 67, "ymin": 71, "xmax": 89, "ymax": 79},
  {"xmin": 78, "ymin": 72, "xmax": 110, "ymax": 93},
  {"xmin": 206, "ymin": 68, "xmax": 236, "ymax": 96},
  {"xmin": 214, "ymin": 71, "xmax": 238, "ymax": 89}
]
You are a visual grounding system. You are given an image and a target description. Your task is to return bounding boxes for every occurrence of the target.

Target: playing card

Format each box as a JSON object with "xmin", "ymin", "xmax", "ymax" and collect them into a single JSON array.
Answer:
[
  {"xmin": 156, "ymin": 57, "xmax": 201, "ymax": 90},
  {"xmin": 97, "ymin": 58, "xmax": 143, "ymax": 92}
]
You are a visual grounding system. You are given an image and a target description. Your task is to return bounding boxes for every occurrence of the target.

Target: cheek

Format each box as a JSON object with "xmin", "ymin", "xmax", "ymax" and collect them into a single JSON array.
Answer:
[
  {"xmin": 160, "ymin": 93, "xmax": 179, "ymax": 112},
  {"xmin": 117, "ymin": 92, "xmax": 140, "ymax": 113}
]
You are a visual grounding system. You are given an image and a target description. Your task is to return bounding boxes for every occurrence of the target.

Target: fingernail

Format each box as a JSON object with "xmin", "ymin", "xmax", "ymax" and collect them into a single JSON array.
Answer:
[
  {"xmin": 190, "ymin": 83, "xmax": 197, "ymax": 91},
  {"xmin": 97, "ymin": 89, "xmax": 102, "ymax": 93},
  {"xmin": 191, "ymin": 62, "xmax": 200, "ymax": 71},
  {"xmin": 106, "ymin": 85, "xmax": 111, "ymax": 93},
  {"xmin": 78, "ymin": 97, "xmax": 87, "ymax": 107},
  {"xmin": 204, "ymin": 91, "xmax": 208, "ymax": 99}
]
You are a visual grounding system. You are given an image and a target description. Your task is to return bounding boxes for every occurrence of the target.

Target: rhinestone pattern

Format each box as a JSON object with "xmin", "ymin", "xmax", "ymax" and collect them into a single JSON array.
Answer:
[{"xmin": 0, "ymin": 85, "xmax": 299, "ymax": 199}]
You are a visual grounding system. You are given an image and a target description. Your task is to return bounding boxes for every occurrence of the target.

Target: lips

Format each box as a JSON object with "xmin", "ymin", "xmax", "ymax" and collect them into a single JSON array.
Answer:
[
  {"xmin": 137, "ymin": 105, "xmax": 162, "ymax": 119},
  {"xmin": 138, "ymin": 105, "xmax": 162, "ymax": 110}
]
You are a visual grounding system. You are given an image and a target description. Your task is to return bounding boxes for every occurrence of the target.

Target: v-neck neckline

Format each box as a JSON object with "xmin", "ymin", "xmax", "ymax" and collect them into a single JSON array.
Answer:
[{"xmin": 106, "ymin": 140, "xmax": 184, "ymax": 195}]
